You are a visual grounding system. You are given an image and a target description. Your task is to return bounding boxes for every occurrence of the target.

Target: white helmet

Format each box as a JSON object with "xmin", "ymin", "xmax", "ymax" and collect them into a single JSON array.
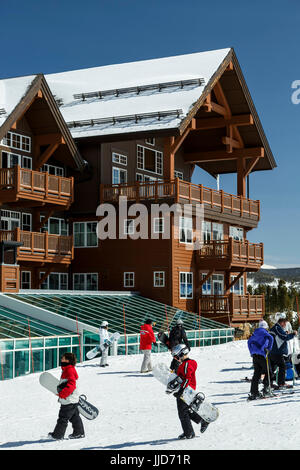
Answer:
[
  {"xmin": 259, "ymin": 320, "xmax": 268, "ymax": 329},
  {"xmin": 101, "ymin": 321, "xmax": 108, "ymax": 327},
  {"xmin": 171, "ymin": 344, "xmax": 189, "ymax": 359},
  {"xmin": 277, "ymin": 313, "xmax": 286, "ymax": 321}
]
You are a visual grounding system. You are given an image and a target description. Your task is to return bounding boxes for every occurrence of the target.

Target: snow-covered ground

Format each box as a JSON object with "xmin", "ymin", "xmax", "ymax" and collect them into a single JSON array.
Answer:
[{"xmin": 1, "ymin": 340, "xmax": 300, "ymax": 450}]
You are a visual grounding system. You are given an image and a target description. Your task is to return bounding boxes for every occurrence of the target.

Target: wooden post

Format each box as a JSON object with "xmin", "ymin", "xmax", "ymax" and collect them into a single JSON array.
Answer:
[{"xmin": 163, "ymin": 137, "xmax": 175, "ymax": 180}]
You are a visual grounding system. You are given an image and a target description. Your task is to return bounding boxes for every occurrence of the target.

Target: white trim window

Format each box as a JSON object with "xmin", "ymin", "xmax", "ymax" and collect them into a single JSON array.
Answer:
[
  {"xmin": 0, "ymin": 210, "xmax": 32, "ymax": 231},
  {"xmin": 22, "ymin": 213, "xmax": 32, "ymax": 231},
  {"xmin": 202, "ymin": 221, "xmax": 211, "ymax": 243},
  {"xmin": 73, "ymin": 273, "xmax": 98, "ymax": 291},
  {"xmin": 1, "ymin": 131, "xmax": 31, "ymax": 153},
  {"xmin": 153, "ymin": 217, "xmax": 164, "ymax": 234},
  {"xmin": 174, "ymin": 170, "xmax": 184, "ymax": 180},
  {"xmin": 124, "ymin": 272, "xmax": 135, "ymax": 288},
  {"xmin": 180, "ymin": 272, "xmax": 193, "ymax": 299},
  {"xmin": 42, "ymin": 164, "xmax": 65, "ymax": 176},
  {"xmin": 230, "ymin": 275, "xmax": 244, "ymax": 295},
  {"xmin": 40, "ymin": 272, "xmax": 68, "ymax": 290},
  {"xmin": 112, "ymin": 152, "xmax": 127, "ymax": 166},
  {"xmin": 202, "ymin": 273, "xmax": 224, "ymax": 295},
  {"xmin": 179, "ymin": 217, "xmax": 193, "ymax": 244},
  {"xmin": 124, "ymin": 219, "xmax": 135, "ymax": 235},
  {"xmin": 145, "ymin": 138, "xmax": 155, "ymax": 146},
  {"xmin": 1, "ymin": 151, "xmax": 32, "ymax": 169},
  {"xmin": 73, "ymin": 222, "xmax": 98, "ymax": 247},
  {"xmin": 112, "ymin": 166, "xmax": 127, "ymax": 185},
  {"xmin": 21, "ymin": 271, "xmax": 31, "ymax": 289},
  {"xmin": 137, "ymin": 145, "xmax": 163, "ymax": 175},
  {"xmin": 229, "ymin": 226, "xmax": 244, "ymax": 241},
  {"xmin": 154, "ymin": 271, "xmax": 165, "ymax": 287},
  {"xmin": 212, "ymin": 223, "xmax": 223, "ymax": 241},
  {"xmin": 41, "ymin": 216, "xmax": 68, "ymax": 235}
]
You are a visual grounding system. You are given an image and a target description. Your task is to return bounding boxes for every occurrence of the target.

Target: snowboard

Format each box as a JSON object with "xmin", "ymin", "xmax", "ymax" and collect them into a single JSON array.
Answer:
[
  {"xmin": 157, "ymin": 331, "xmax": 170, "ymax": 349},
  {"xmin": 153, "ymin": 362, "xmax": 219, "ymax": 423},
  {"xmin": 86, "ymin": 331, "xmax": 121, "ymax": 360},
  {"xmin": 39, "ymin": 371, "xmax": 99, "ymax": 420}
]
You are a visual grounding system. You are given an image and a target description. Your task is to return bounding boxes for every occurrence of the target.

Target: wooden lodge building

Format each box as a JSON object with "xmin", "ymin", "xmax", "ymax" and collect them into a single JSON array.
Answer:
[{"xmin": 0, "ymin": 48, "xmax": 276, "ymax": 326}]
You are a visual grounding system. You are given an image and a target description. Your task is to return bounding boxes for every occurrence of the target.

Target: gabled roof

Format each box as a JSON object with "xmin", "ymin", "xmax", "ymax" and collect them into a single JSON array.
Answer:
[{"xmin": 0, "ymin": 74, "xmax": 85, "ymax": 170}]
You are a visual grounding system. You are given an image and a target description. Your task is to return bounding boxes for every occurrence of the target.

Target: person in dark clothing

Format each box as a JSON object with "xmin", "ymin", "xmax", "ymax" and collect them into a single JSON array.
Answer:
[
  {"xmin": 247, "ymin": 320, "xmax": 274, "ymax": 400},
  {"xmin": 269, "ymin": 314, "xmax": 297, "ymax": 388},
  {"xmin": 169, "ymin": 319, "xmax": 191, "ymax": 372},
  {"xmin": 48, "ymin": 353, "xmax": 85, "ymax": 440}
]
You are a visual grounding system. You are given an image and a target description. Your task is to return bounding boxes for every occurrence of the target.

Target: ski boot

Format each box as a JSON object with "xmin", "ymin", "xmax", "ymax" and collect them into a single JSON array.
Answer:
[
  {"xmin": 48, "ymin": 432, "xmax": 64, "ymax": 441},
  {"xmin": 262, "ymin": 387, "xmax": 274, "ymax": 398},
  {"xmin": 247, "ymin": 392, "xmax": 263, "ymax": 401},
  {"xmin": 68, "ymin": 433, "xmax": 85, "ymax": 439},
  {"xmin": 178, "ymin": 432, "xmax": 195, "ymax": 440}
]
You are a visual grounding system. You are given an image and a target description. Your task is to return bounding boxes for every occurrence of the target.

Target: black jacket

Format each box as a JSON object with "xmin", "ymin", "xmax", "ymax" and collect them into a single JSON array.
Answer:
[{"xmin": 168, "ymin": 325, "xmax": 190, "ymax": 351}]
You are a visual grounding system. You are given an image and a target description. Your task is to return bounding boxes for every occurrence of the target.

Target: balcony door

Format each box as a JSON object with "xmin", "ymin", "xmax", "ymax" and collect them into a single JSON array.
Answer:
[{"xmin": 212, "ymin": 275, "xmax": 224, "ymax": 296}]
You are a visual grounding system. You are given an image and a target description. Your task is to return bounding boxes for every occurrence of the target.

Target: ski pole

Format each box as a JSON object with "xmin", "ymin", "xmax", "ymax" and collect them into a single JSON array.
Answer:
[{"xmin": 266, "ymin": 350, "xmax": 272, "ymax": 394}]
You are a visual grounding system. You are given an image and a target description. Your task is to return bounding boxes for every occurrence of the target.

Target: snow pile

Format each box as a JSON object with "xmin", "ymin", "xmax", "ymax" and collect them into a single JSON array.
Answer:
[{"xmin": 1, "ymin": 341, "xmax": 300, "ymax": 450}]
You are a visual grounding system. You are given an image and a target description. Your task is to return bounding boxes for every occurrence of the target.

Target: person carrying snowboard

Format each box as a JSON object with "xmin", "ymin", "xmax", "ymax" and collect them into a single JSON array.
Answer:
[
  {"xmin": 99, "ymin": 320, "xmax": 110, "ymax": 367},
  {"xmin": 269, "ymin": 313, "xmax": 297, "ymax": 389},
  {"xmin": 139, "ymin": 319, "xmax": 157, "ymax": 373},
  {"xmin": 48, "ymin": 353, "xmax": 85, "ymax": 440},
  {"xmin": 247, "ymin": 320, "xmax": 274, "ymax": 400},
  {"xmin": 171, "ymin": 344, "xmax": 208, "ymax": 439},
  {"xmin": 169, "ymin": 319, "xmax": 191, "ymax": 373}
]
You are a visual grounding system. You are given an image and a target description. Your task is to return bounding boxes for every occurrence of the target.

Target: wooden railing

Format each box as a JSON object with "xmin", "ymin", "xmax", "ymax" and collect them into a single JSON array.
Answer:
[
  {"xmin": 100, "ymin": 178, "xmax": 260, "ymax": 220},
  {"xmin": 0, "ymin": 228, "xmax": 74, "ymax": 263},
  {"xmin": 0, "ymin": 166, "xmax": 74, "ymax": 206},
  {"xmin": 199, "ymin": 293, "xmax": 264, "ymax": 320},
  {"xmin": 197, "ymin": 238, "xmax": 264, "ymax": 268}
]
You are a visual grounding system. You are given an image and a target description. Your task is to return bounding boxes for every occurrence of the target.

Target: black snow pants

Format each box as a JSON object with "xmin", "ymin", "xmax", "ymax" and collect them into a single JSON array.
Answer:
[
  {"xmin": 176, "ymin": 397, "xmax": 201, "ymax": 436},
  {"xmin": 250, "ymin": 354, "xmax": 271, "ymax": 395},
  {"xmin": 52, "ymin": 403, "xmax": 84, "ymax": 439},
  {"xmin": 269, "ymin": 354, "xmax": 286, "ymax": 386}
]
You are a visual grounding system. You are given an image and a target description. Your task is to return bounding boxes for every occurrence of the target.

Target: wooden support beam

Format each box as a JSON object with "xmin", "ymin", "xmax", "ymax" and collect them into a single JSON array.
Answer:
[
  {"xmin": 194, "ymin": 114, "xmax": 254, "ymax": 130},
  {"xmin": 164, "ymin": 136, "xmax": 175, "ymax": 180},
  {"xmin": 198, "ymin": 269, "xmax": 215, "ymax": 289},
  {"xmin": 170, "ymin": 119, "xmax": 196, "ymax": 155},
  {"xmin": 35, "ymin": 142, "xmax": 60, "ymax": 169},
  {"xmin": 221, "ymin": 135, "xmax": 243, "ymax": 150},
  {"xmin": 225, "ymin": 270, "xmax": 246, "ymax": 295},
  {"xmin": 35, "ymin": 134, "xmax": 65, "ymax": 146},
  {"xmin": 243, "ymin": 157, "xmax": 260, "ymax": 178},
  {"xmin": 38, "ymin": 265, "xmax": 55, "ymax": 287},
  {"xmin": 184, "ymin": 147, "xmax": 265, "ymax": 164}
]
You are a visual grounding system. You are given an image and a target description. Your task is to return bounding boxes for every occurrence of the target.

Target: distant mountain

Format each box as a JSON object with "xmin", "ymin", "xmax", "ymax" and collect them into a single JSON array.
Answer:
[{"xmin": 248, "ymin": 267, "xmax": 300, "ymax": 287}]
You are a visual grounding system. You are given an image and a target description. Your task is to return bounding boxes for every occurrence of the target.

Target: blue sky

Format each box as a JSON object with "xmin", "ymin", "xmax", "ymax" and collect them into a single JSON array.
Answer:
[{"xmin": 2, "ymin": 0, "xmax": 300, "ymax": 268}]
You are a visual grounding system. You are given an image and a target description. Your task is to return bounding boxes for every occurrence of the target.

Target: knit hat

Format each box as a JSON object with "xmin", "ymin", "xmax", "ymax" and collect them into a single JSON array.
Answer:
[{"xmin": 259, "ymin": 320, "xmax": 268, "ymax": 329}]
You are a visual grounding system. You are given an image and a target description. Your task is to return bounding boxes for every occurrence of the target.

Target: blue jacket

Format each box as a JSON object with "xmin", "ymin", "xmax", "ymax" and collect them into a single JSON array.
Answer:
[
  {"xmin": 248, "ymin": 328, "xmax": 274, "ymax": 358},
  {"xmin": 269, "ymin": 323, "xmax": 294, "ymax": 356}
]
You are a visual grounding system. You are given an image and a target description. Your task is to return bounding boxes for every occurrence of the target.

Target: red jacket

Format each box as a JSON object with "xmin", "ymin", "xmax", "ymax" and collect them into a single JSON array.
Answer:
[
  {"xmin": 58, "ymin": 364, "xmax": 78, "ymax": 400},
  {"xmin": 139, "ymin": 323, "xmax": 156, "ymax": 350},
  {"xmin": 177, "ymin": 358, "xmax": 197, "ymax": 391}
]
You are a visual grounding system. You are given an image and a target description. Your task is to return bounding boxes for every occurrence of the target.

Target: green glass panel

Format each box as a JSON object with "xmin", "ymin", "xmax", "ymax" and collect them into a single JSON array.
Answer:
[
  {"xmin": 15, "ymin": 350, "xmax": 29, "ymax": 377},
  {"xmin": 45, "ymin": 347, "xmax": 58, "ymax": 370},
  {"xmin": 128, "ymin": 335, "xmax": 138, "ymax": 344},
  {"xmin": 31, "ymin": 339, "xmax": 44, "ymax": 348},
  {"xmin": 0, "ymin": 340, "xmax": 14, "ymax": 350},
  {"xmin": 58, "ymin": 347, "xmax": 70, "ymax": 359},
  {"xmin": 45, "ymin": 338, "xmax": 58, "ymax": 347},
  {"xmin": 59, "ymin": 337, "xmax": 71, "ymax": 346},
  {"xmin": 71, "ymin": 346, "xmax": 80, "ymax": 363},
  {"xmin": 15, "ymin": 339, "xmax": 29, "ymax": 349},
  {"xmin": 72, "ymin": 336, "xmax": 79, "ymax": 345},
  {"xmin": 0, "ymin": 351, "xmax": 13, "ymax": 380},
  {"xmin": 32, "ymin": 349, "xmax": 44, "ymax": 373}
]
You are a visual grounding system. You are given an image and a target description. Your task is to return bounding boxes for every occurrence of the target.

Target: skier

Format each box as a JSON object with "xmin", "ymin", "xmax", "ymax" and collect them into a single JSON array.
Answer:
[
  {"xmin": 99, "ymin": 320, "xmax": 110, "ymax": 367},
  {"xmin": 139, "ymin": 319, "xmax": 157, "ymax": 373},
  {"xmin": 171, "ymin": 344, "xmax": 209, "ymax": 439},
  {"xmin": 168, "ymin": 319, "xmax": 191, "ymax": 372},
  {"xmin": 247, "ymin": 320, "xmax": 274, "ymax": 400},
  {"xmin": 48, "ymin": 353, "xmax": 85, "ymax": 440},
  {"xmin": 269, "ymin": 313, "xmax": 297, "ymax": 389}
]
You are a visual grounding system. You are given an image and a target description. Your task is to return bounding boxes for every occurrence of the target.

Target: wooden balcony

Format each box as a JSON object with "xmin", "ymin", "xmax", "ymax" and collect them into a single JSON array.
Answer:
[
  {"xmin": 100, "ymin": 179, "xmax": 260, "ymax": 222},
  {"xmin": 199, "ymin": 293, "xmax": 264, "ymax": 324},
  {"xmin": 0, "ymin": 166, "xmax": 74, "ymax": 207},
  {"xmin": 0, "ymin": 228, "xmax": 74, "ymax": 264},
  {"xmin": 196, "ymin": 238, "xmax": 264, "ymax": 271}
]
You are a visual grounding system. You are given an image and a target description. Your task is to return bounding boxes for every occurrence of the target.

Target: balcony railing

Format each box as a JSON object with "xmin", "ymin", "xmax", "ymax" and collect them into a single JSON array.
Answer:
[
  {"xmin": 197, "ymin": 238, "xmax": 264, "ymax": 270},
  {"xmin": 0, "ymin": 166, "xmax": 74, "ymax": 206},
  {"xmin": 100, "ymin": 179, "xmax": 260, "ymax": 221},
  {"xmin": 199, "ymin": 293, "xmax": 264, "ymax": 323},
  {"xmin": 0, "ymin": 228, "xmax": 74, "ymax": 264}
]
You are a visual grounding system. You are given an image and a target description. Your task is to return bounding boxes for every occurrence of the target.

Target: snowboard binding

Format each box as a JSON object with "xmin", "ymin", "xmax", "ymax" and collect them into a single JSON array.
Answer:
[{"xmin": 166, "ymin": 376, "xmax": 182, "ymax": 394}]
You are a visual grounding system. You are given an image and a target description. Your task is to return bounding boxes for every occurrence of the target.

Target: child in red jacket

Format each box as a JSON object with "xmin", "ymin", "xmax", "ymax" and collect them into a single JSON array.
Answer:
[
  {"xmin": 139, "ymin": 319, "xmax": 157, "ymax": 373},
  {"xmin": 48, "ymin": 353, "xmax": 85, "ymax": 440},
  {"xmin": 172, "ymin": 344, "xmax": 209, "ymax": 439}
]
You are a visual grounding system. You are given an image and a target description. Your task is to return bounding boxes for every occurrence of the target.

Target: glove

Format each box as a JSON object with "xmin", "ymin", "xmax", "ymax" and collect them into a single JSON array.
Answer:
[{"xmin": 57, "ymin": 382, "xmax": 68, "ymax": 393}]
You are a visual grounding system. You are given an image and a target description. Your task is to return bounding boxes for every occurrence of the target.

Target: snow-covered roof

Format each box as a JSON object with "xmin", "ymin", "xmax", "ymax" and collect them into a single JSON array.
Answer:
[
  {"xmin": 44, "ymin": 48, "xmax": 231, "ymax": 139},
  {"xmin": 0, "ymin": 75, "xmax": 37, "ymax": 128}
]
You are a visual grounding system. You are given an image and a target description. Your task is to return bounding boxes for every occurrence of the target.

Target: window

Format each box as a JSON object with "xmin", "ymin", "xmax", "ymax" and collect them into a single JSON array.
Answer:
[
  {"xmin": 21, "ymin": 271, "xmax": 31, "ymax": 289},
  {"xmin": 153, "ymin": 217, "xmax": 164, "ymax": 234},
  {"xmin": 137, "ymin": 145, "xmax": 163, "ymax": 175},
  {"xmin": 0, "ymin": 210, "xmax": 20, "ymax": 231},
  {"xmin": 229, "ymin": 226, "xmax": 244, "ymax": 241},
  {"xmin": 230, "ymin": 275, "xmax": 244, "ymax": 295},
  {"xmin": 112, "ymin": 167, "xmax": 127, "ymax": 185},
  {"xmin": 40, "ymin": 272, "xmax": 68, "ymax": 290},
  {"xmin": 73, "ymin": 273, "xmax": 98, "ymax": 291},
  {"xmin": 73, "ymin": 222, "xmax": 98, "ymax": 247},
  {"xmin": 112, "ymin": 152, "xmax": 127, "ymax": 166},
  {"xmin": 180, "ymin": 272, "xmax": 193, "ymax": 299},
  {"xmin": 42, "ymin": 164, "xmax": 65, "ymax": 176},
  {"xmin": 41, "ymin": 216, "xmax": 68, "ymax": 235},
  {"xmin": 22, "ymin": 213, "xmax": 32, "ymax": 231},
  {"xmin": 174, "ymin": 170, "xmax": 184, "ymax": 180},
  {"xmin": 202, "ymin": 221, "xmax": 211, "ymax": 243},
  {"xmin": 179, "ymin": 217, "xmax": 193, "ymax": 244},
  {"xmin": 154, "ymin": 271, "xmax": 165, "ymax": 287},
  {"xmin": 124, "ymin": 219, "xmax": 135, "ymax": 235},
  {"xmin": 1, "ymin": 132, "xmax": 31, "ymax": 153},
  {"xmin": 202, "ymin": 273, "xmax": 224, "ymax": 295},
  {"xmin": 212, "ymin": 223, "xmax": 223, "ymax": 241},
  {"xmin": 145, "ymin": 138, "xmax": 155, "ymax": 146},
  {"xmin": 124, "ymin": 272, "xmax": 135, "ymax": 288},
  {"xmin": 1, "ymin": 151, "xmax": 32, "ymax": 169}
]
